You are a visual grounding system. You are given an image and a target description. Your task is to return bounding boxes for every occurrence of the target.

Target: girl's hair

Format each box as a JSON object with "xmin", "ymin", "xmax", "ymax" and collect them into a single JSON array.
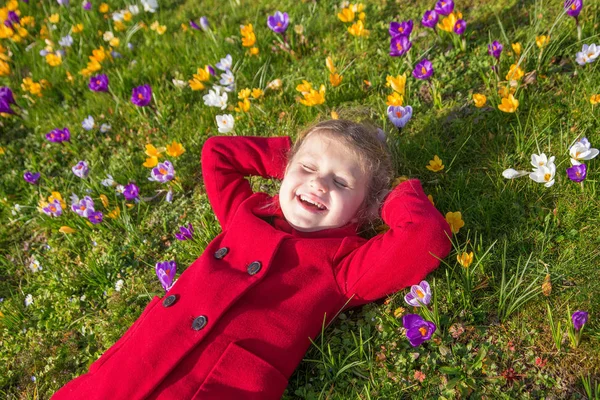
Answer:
[{"xmin": 285, "ymin": 115, "xmax": 394, "ymax": 229}]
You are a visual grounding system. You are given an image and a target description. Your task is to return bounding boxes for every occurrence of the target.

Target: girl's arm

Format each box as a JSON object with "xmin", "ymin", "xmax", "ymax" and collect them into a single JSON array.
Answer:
[
  {"xmin": 333, "ymin": 179, "xmax": 452, "ymax": 306},
  {"xmin": 201, "ymin": 135, "xmax": 292, "ymax": 230}
]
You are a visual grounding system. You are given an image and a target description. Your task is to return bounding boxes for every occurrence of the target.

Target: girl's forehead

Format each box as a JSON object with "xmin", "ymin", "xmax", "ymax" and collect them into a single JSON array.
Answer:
[{"xmin": 296, "ymin": 133, "xmax": 367, "ymax": 177}]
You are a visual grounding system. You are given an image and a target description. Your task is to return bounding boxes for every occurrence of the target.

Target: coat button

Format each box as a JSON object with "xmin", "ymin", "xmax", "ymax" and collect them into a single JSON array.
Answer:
[
  {"xmin": 214, "ymin": 247, "xmax": 229, "ymax": 259},
  {"xmin": 247, "ymin": 261, "xmax": 262, "ymax": 275},
  {"xmin": 192, "ymin": 315, "xmax": 208, "ymax": 331},
  {"xmin": 162, "ymin": 295, "xmax": 177, "ymax": 308}
]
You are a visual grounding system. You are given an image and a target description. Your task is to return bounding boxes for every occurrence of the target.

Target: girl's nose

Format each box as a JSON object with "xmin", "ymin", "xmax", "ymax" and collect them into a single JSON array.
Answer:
[{"xmin": 310, "ymin": 176, "xmax": 328, "ymax": 192}]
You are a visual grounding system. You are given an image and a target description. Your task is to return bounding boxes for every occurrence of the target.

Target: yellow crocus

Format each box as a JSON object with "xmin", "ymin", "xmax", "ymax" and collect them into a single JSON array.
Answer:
[
  {"xmin": 498, "ymin": 94, "xmax": 519, "ymax": 113},
  {"xmin": 49, "ymin": 14, "xmax": 60, "ymax": 24},
  {"xmin": 536, "ymin": 35, "xmax": 549, "ymax": 48},
  {"xmin": 49, "ymin": 192, "xmax": 66, "ymax": 209},
  {"xmin": 386, "ymin": 92, "xmax": 404, "ymax": 106},
  {"xmin": 298, "ymin": 85, "xmax": 326, "ymax": 106},
  {"xmin": 511, "ymin": 42, "xmax": 522, "ymax": 56},
  {"xmin": 386, "ymin": 73, "xmax": 406, "ymax": 95},
  {"xmin": 92, "ymin": 47, "xmax": 107, "ymax": 62},
  {"xmin": 109, "ymin": 37, "xmax": 120, "ymax": 47},
  {"xmin": 457, "ymin": 252, "xmax": 474, "ymax": 268},
  {"xmin": 249, "ymin": 47, "xmax": 259, "ymax": 56},
  {"xmin": 473, "ymin": 93, "xmax": 487, "ymax": 108},
  {"xmin": 348, "ymin": 20, "xmax": 369, "ymax": 37},
  {"xmin": 156, "ymin": 25, "xmax": 167, "ymax": 35},
  {"xmin": 437, "ymin": 11, "xmax": 461, "ymax": 33},
  {"xmin": 188, "ymin": 79, "xmax": 205, "ymax": 91},
  {"xmin": 326, "ymin": 56, "xmax": 336, "ymax": 74},
  {"xmin": 143, "ymin": 156, "xmax": 159, "ymax": 168},
  {"xmin": 426, "ymin": 155, "xmax": 444, "ymax": 172},
  {"xmin": 590, "ymin": 94, "xmax": 600, "ymax": 105},
  {"xmin": 241, "ymin": 32, "xmax": 256, "ymax": 47},
  {"xmin": 238, "ymin": 88, "xmax": 251, "ymax": 100},
  {"xmin": 123, "ymin": 11, "xmax": 132, "ymax": 22},
  {"xmin": 99, "ymin": 194, "xmax": 109, "ymax": 208},
  {"xmin": 331, "ymin": 110, "xmax": 339, "ymax": 119},
  {"xmin": 235, "ymin": 98, "xmax": 251, "ymax": 112},
  {"xmin": 107, "ymin": 207, "xmax": 121, "ymax": 219},
  {"xmin": 0, "ymin": 25, "xmax": 14, "ymax": 39},
  {"xmin": 59, "ymin": 226, "xmax": 76, "ymax": 234},
  {"xmin": 99, "ymin": 3, "xmax": 109, "ymax": 13},
  {"xmin": 72, "ymin": 23, "xmax": 84, "ymax": 33},
  {"xmin": 86, "ymin": 57, "xmax": 102, "ymax": 72},
  {"xmin": 337, "ymin": 7, "xmax": 355, "ymax": 23},
  {"xmin": 295, "ymin": 80, "xmax": 313, "ymax": 94},
  {"xmin": 45, "ymin": 53, "xmax": 62, "ymax": 66},
  {"xmin": 194, "ymin": 67, "xmax": 210, "ymax": 82},
  {"xmin": 506, "ymin": 64, "xmax": 524, "ymax": 81},
  {"xmin": 329, "ymin": 73, "xmax": 343, "ymax": 87},
  {"xmin": 0, "ymin": 60, "xmax": 9, "ymax": 76},
  {"xmin": 166, "ymin": 140, "xmax": 185, "ymax": 157},
  {"xmin": 145, "ymin": 143, "xmax": 162, "ymax": 158},
  {"xmin": 446, "ymin": 211, "xmax": 465, "ymax": 234},
  {"xmin": 7, "ymin": 0, "xmax": 18, "ymax": 11},
  {"xmin": 114, "ymin": 21, "xmax": 126, "ymax": 31},
  {"xmin": 251, "ymin": 88, "xmax": 263, "ymax": 99}
]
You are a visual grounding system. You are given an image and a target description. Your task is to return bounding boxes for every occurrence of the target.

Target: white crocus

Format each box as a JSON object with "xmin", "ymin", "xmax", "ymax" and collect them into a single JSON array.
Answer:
[
  {"xmin": 25, "ymin": 294, "xmax": 33, "ymax": 307},
  {"xmin": 216, "ymin": 54, "xmax": 233, "ymax": 71},
  {"xmin": 103, "ymin": 31, "xmax": 114, "ymax": 41},
  {"xmin": 128, "ymin": 4, "xmax": 140, "ymax": 14},
  {"xmin": 141, "ymin": 0, "xmax": 158, "ymax": 12},
  {"xmin": 219, "ymin": 70, "xmax": 235, "ymax": 86},
  {"xmin": 530, "ymin": 153, "xmax": 555, "ymax": 170},
  {"xmin": 569, "ymin": 138, "xmax": 599, "ymax": 165},
  {"xmin": 529, "ymin": 163, "xmax": 556, "ymax": 187},
  {"xmin": 203, "ymin": 87, "xmax": 228, "ymax": 110},
  {"xmin": 115, "ymin": 279, "xmax": 124, "ymax": 292},
  {"xmin": 28, "ymin": 259, "xmax": 42, "ymax": 273},
  {"xmin": 172, "ymin": 79, "xmax": 187, "ymax": 88},
  {"xmin": 502, "ymin": 168, "xmax": 530, "ymax": 179},
  {"xmin": 575, "ymin": 44, "xmax": 600, "ymax": 66},
  {"xmin": 216, "ymin": 114, "xmax": 234, "ymax": 133}
]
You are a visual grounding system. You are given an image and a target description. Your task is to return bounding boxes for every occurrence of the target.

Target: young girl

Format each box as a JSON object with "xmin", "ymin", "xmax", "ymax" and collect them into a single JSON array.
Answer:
[{"xmin": 53, "ymin": 118, "xmax": 452, "ymax": 400}]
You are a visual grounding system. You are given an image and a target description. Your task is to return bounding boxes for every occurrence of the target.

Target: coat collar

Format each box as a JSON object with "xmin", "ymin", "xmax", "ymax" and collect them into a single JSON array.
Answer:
[{"xmin": 250, "ymin": 193, "xmax": 359, "ymax": 239}]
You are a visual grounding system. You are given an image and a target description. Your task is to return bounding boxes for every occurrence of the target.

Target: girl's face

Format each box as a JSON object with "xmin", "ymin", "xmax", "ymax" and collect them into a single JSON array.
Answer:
[{"xmin": 279, "ymin": 132, "xmax": 369, "ymax": 232}]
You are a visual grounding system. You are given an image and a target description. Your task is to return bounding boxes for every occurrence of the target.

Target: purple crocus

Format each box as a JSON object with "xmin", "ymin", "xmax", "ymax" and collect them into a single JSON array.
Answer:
[
  {"xmin": 72, "ymin": 161, "xmax": 89, "ymax": 178},
  {"xmin": 82, "ymin": 1, "xmax": 91, "ymax": 10},
  {"xmin": 390, "ymin": 35, "xmax": 412, "ymax": 57},
  {"xmin": 175, "ymin": 223, "xmax": 194, "ymax": 241},
  {"xmin": 566, "ymin": 164, "xmax": 587, "ymax": 182},
  {"xmin": 404, "ymin": 280, "xmax": 431, "ymax": 306},
  {"xmin": 42, "ymin": 200, "xmax": 63, "ymax": 217},
  {"xmin": 156, "ymin": 261, "xmax": 177, "ymax": 291},
  {"xmin": 189, "ymin": 19, "xmax": 201, "ymax": 30},
  {"xmin": 199, "ymin": 16, "xmax": 210, "ymax": 31},
  {"xmin": 0, "ymin": 87, "xmax": 15, "ymax": 114},
  {"xmin": 87, "ymin": 210, "xmax": 103, "ymax": 224},
  {"xmin": 149, "ymin": 160, "xmax": 175, "ymax": 183},
  {"xmin": 4, "ymin": 11, "xmax": 19, "ymax": 28},
  {"xmin": 206, "ymin": 65, "xmax": 216, "ymax": 76},
  {"xmin": 572, "ymin": 310, "xmax": 589, "ymax": 330},
  {"xmin": 23, "ymin": 171, "xmax": 40, "ymax": 184},
  {"xmin": 45, "ymin": 128, "xmax": 71, "ymax": 143},
  {"xmin": 421, "ymin": 10, "xmax": 439, "ymax": 29},
  {"xmin": 89, "ymin": 74, "xmax": 109, "ymax": 92},
  {"xmin": 488, "ymin": 41, "xmax": 503, "ymax": 59},
  {"xmin": 387, "ymin": 105, "xmax": 413, "ymax": 129},
  {"xmin": 402, "ymin": 314, "xmax": 436, "ymax": 347},
  {"xmin": 434, "ymin": 0, "xmax": 454, "ymax": 16},
  {"xmin": 131, "ymin": 84, "xmax": 152, "ymax": 107},
  {"xmin": 71, "ymin": 196, "xmax": 95, "ymax": 217},
  {"xmin": 267, "ymin": 11, "xmax": 289, "ymax": 34},
  {"xmin": 389, "ymin": 20, "xmax": 413, "ymax": 38},
  {"xmin": 123, "ymin": 183, "xmax": 140, "ymax": 200},
  {"xmin": 565, "ymin": 0, "xmax": 583, "ymax": 18},
  {"xmin": 454, "ymin": 19, "xmax": 466, "ymax": 35},
  {"xmin": 412, "ymin": 59, "xmax": 434, "ymax": 80}
]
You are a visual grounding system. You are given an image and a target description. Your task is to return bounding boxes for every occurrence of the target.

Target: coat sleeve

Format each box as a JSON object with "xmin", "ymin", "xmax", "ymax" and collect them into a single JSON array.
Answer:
[
  {"xmin": 333, "ymin": 179, "xmax": 452, "ymax": 306},
  {"xmin": 201, "ymin": 135, "xmax": 292, "ymax": 230}
]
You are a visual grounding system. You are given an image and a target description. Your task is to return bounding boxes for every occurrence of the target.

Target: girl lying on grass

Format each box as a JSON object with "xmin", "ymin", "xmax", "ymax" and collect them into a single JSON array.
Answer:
[{"xmin": 53, "ymin": 117, "xmax": 452, "ymax": 400}]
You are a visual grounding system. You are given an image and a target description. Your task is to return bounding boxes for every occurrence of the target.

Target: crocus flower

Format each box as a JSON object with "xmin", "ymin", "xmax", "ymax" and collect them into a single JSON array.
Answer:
[
  {"xmin": 387, "ymin": 105, "xmax": 413, "ymax": 128},
  {"xmin": 488, "ymin": 41, "xmax": 503, "ymax": 59},
  {"xmin": 156, "ymin": 261, "xmax": 176, "ymax": 291},
  {"xmin": 575, "ymin": 44, "xmax": 600, "ymax": 66},
  {"xmin": 473, "ymin": 93, "xmax": 486, "ymax": 107},
  {"xmin": 569, "ymin": 137, "xmax": 599, "ymax": 165},
  {"xmin": 404, "ymin": 280, "xmax": 432, "ymax": 306},
  {"xmin": 175, "ymin": 223, "xmax": 194, "ymax": 240},
  {"xmin": 149, "ymin": 160, "xmax": 175, "ymax": 183},
  {"xmin": 72, "ymin": 161, "xmax": 89, "ymax": 178},
  {"xmin": 199, "ymin": 16, "xmax": 210, "ymax": 31},
  {"xmin": 123, "ymin": 183, "xmax": 139, "ymax": 200},
  {"xmin": 421, "ymin": 10, "xmax": 439, "ymax": 28},
  {"xmin": 82, "ymin": 1, "xmax": 91, "ymax": 10},
  {"xmin": 498, "ymin": 94, "xmax": 519, "ymax": 113},
  {"xmin": 434, "ymin": 0, "xmax": 454, "ymax": 16},
  {"xmin": 24, "ymin": 171, "xmax": 40, "ymax": 184},
  {"xmin": 565, "ymin": 0, "xmax": 583, "ymax": 18},
  {"xmin": 131, "ymin": 84, "xmax": 152, "ymax": 107},
  {"xmin": 82, "ymin": 116, "xmax": 95, "ymax": 131},
  {"xmin": 566, "ymin": 164, "xmax": 587, "ymax": 182},
  {"xmin": 216, "ymin": 54, "xmax": 233, "ymax": 71},
  {"xmin": 87, "ymin": 210, "xmax": 103, "ymax": 224},
  {"xmin": 89, "ymin": 74, "xmax": 109, "ymax": 92},
  {"xmin": 531, "ymin": 153, "xmax": 555, "ymax": 170},
  {"xmin": 216, "ymin": 114, "xmax": 235, "ymax": 133},
  {"xmin": 572, "ymin": 310, "xmax": 589, "ymax": 331},
  {"xmin": 267, "ymin": 11, "xmax": 289, "ymax": 34},
  {"xmin": 59, "ymin": 34, "xmax": 73, "ymax": 47},
  {"xmin": 390, "ymin": 35, "xmax": 412, "ymax": 57},
  {"xmin": 502, "ymin": 169, "xmax": 529, "ymax": 179},
  {"xmin": 529, "ymin": 164, "xmax": 556, "ymax": 187},
  {"xmin": 0, "ymin": 87, "xmax": 15, "ymax": 114},
  {"xmin": 402, "ymin": 314, "xmax": 436, "ymax": 347},
  {"xmin": 43, "ymin": 200, "xmax": 63, "ymax": 217},
  {"xmin": 71, "ymin": 196, "xmax": 95, "ymax": 217},
  {"xmin": 389, "ymin": 20, "xmax": 413, "ymax": 38},
  {"xmin": 412, "ymin": 59, "xmax": 434, "ymax": 80},
  {"xmin": 45, "ymin": 128, "xmax": 71, "ymax": 143},
  {"xmin": 454, "ymin": 19, "xmax": 466, "ymax": 35},
  {"xmin": 203, "ymin": 87, "xmax": 228, "ymax": 109}
]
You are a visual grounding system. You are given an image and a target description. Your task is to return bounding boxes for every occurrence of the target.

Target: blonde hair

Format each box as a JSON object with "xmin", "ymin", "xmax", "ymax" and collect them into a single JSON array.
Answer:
[{"xmin": 285, "ymin": 116, "xmax": 394, "ymax": 229}]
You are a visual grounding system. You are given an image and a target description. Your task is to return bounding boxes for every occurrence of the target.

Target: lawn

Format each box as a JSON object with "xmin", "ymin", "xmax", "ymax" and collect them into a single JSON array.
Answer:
[{"xmin": 0, "ymin": 0, "xmax": 599, "ymax": 398}]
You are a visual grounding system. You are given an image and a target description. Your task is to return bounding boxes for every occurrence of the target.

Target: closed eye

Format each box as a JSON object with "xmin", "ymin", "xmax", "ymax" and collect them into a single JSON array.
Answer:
[
  {"xmin": 334, "ymin": 180, "xmax": 348, "ymax": 188},
  {"xmin": 301, "ymin": 164, "xmax": 316, "ymax": 172}
]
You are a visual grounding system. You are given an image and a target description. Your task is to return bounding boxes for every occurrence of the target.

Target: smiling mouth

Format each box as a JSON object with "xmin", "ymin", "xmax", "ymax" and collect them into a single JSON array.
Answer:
[{"xmin": 296, "ymin": 194, "xmax": 328, "ymax": 211}]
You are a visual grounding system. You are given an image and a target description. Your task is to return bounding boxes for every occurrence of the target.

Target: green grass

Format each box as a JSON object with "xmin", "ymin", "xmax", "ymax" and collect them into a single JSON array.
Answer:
[{"xmin": 1, "ymin": 0, "xmax": 599, "ymax": 398}]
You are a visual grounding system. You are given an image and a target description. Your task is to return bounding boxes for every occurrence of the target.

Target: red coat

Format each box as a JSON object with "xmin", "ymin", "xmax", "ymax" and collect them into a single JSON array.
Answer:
[{"xmin": 53, "ymin": 136, "xmax": 452, "ymax": 400}]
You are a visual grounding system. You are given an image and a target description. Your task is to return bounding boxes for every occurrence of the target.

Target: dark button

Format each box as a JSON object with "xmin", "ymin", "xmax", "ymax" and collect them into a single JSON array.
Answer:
[
  {"xmin": 247, "ymin": 261, "xmax": 262, "ymax": 275},
  {"xmin": 192, "ymin": 315, "xmax": 208, "ymax": 331},
  {"xmin": 214, "ymin": 247, "xmax": 229, "ymax": 259},
  {"xmin": 162, "ymin": 295, "xmax": 177, "ymax": 308}
]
